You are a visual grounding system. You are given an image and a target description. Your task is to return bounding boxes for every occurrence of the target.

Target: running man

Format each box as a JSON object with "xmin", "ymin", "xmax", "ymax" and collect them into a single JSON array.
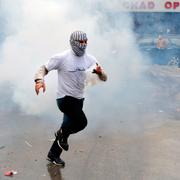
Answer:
[{"xmin": 34, "ymin": 30, "xmax": 107, "ymax": 166}]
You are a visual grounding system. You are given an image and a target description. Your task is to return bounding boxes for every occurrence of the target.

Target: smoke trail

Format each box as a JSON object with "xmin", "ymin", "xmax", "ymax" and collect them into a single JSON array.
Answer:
[{"xmin": 0, "ymin": 0, "xmax": 149, "ymax": 126}]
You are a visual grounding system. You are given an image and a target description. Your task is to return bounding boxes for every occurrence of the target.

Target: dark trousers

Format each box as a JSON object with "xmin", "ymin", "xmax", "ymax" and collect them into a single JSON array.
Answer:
[
  {"xmin": 48, "ymin": 96, "xmax": 87, "ymax": 156},
  {"xmin": 57, "ymin": 96, "xmax": 87, "ymax": 136}
]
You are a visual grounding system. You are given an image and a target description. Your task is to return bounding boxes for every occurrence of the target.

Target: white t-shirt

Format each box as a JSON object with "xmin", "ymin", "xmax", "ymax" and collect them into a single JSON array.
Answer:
[{"xmin": 45, "ymin": 50, "xmax": 98, "ymax": 99}]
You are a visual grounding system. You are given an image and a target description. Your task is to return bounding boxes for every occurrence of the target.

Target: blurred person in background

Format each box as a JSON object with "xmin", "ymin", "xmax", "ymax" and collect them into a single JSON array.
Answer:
[{"xmin": 156, "ymin": 35, "xmax": 169, "ymax": 49}]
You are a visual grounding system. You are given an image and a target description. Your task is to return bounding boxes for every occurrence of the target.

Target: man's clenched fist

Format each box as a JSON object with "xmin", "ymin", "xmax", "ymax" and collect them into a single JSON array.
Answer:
[{"xmin": 35, "ymin": 81, "xmax": 46, "ymax": 95}]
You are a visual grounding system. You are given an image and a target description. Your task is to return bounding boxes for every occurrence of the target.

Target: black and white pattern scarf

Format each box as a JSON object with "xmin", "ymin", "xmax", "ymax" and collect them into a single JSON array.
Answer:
[{"xmin": 70, "ymin": 31, "xmax": 87, "ymax": 57}]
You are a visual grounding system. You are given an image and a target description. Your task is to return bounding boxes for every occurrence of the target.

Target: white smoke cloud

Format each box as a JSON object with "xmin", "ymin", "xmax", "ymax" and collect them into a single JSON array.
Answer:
[{"xmin": 0, "ymin": 0, "xmax": 146, "ymax": 119}]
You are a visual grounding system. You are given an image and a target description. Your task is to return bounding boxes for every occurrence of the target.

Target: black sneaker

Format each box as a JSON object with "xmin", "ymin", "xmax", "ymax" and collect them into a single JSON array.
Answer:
[{"xmin": 47, "ymin": 152, "xmax": 65, "ymax": 167}]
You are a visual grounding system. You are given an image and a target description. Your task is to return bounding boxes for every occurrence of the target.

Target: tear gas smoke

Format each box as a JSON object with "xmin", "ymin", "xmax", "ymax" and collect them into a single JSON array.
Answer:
[{"xmin": 0, "ymin": 0, "xmax": 166, "ymax": 131}]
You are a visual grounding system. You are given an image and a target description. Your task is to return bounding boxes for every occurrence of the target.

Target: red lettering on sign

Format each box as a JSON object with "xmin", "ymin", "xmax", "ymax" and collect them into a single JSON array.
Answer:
[
  {"xmin": 174, "ymin": 2, "xmax": 179, "ymax": 9},
  {"xmin": 165, "ymin": 1, "xmax": 172, "ymax": 9},
  {"xmin": 165, "ymin": 1, "xmax": 180, "ymax": 9}
]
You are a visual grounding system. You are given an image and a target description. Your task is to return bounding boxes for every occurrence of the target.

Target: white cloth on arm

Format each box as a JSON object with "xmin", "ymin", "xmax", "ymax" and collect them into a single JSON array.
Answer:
[
  {"xmin": 34, "ymin": 65, "xmax": 47, "ymax": 82},
  {"xmin": 45, "ymin": 50, "xmax": 98, "ymax": 99}
]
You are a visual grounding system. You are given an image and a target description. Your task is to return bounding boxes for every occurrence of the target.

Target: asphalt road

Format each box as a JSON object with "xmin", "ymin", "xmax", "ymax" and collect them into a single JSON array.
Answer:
[{"xmin": 1, "ymin": 65, "xmax": 180, "ymax": 180}]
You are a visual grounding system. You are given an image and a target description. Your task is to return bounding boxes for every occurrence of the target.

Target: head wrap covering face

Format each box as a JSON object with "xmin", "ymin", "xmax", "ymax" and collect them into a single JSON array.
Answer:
[{"xmin": 70, "ymin": 31, "xmax": 87, "ymax": 56}]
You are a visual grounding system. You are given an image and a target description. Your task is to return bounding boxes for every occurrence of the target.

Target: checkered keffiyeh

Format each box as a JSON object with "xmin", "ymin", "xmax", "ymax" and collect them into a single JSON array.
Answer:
[{"xmin": 70, "ymin": 31, "xmax": 87, "ymax": 56}]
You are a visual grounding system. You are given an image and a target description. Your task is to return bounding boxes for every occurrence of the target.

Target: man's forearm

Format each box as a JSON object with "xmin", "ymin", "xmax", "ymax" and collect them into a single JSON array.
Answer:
[{"xmin": 34, "ymin": 65, "xmax": 48, "ymax": 82}]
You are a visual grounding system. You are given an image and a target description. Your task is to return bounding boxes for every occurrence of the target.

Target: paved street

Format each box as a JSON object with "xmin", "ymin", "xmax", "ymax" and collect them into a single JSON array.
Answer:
[{"xmin": 1, "ymin": 65, "xmax": 180, "ymax": 180}]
